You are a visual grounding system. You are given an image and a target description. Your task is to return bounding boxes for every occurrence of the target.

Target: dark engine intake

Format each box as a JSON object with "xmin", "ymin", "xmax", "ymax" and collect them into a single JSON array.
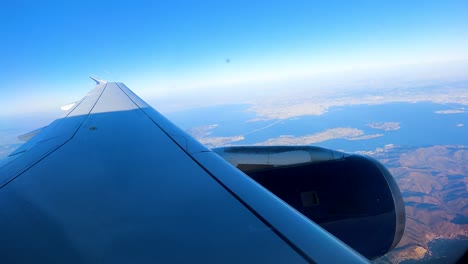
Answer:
[{"xmin": 213, "ymin": 146, "xmax": 405, "ymax": 260}]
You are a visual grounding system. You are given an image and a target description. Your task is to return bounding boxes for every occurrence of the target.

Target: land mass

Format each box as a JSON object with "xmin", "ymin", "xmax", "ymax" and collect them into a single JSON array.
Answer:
[
  {"xmin": 370, "ymin": 145, "xmax": 468, "ymax": 263},
  {"xmin": 187, "ymin": 126, "xmax": 384, "ymax": 147},
  {"xmin": 186, "ymin": 124, "xmax": 245, "ymax": 148},
  {"xmin": 434, "ymin": 109, "xmax": 466, "ymax": 114},
  {"xmin": 247, "ymin": 82, "xmax": 468, "ymax": 120},
  {"xmin": 254, "ymin": 127, "xmax": 382, "ymax": 146},
  {"xmin": 367, "ymin": 122, "xmax": 400, "ymax": 131}
]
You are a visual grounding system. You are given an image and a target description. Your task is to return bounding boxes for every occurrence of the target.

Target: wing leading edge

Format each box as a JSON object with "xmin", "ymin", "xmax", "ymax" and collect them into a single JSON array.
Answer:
[{"xmin": 0, "ymin": 82, "xmax": 369, "ymax": 263}]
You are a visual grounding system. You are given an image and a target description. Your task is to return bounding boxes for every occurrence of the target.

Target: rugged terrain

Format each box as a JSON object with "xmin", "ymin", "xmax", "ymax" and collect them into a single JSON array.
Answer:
[{"xmin": 370, "ymin": 145, "xmax": 468, "ymax": 263}]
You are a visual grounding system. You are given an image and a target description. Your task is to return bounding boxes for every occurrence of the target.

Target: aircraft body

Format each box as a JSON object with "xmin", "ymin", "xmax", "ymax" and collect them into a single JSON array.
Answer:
[{"xmin": 0, "ymin": 80, "xmax": 405, "ymax": 263}]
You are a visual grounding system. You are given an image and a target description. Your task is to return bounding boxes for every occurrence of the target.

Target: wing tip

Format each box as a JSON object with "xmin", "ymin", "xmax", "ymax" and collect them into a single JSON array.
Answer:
[{"xmin": 90, "ymin": 76, "xmax": 107, "ymax": 85}]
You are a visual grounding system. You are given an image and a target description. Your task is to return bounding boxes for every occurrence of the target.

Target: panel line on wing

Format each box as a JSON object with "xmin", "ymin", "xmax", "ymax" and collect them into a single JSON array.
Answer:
[
  {"xmin": 113, "ymin": 82, "xmax": 315, "ymax": 263},
  {"xmin": 0, "ymin": 83, "xmax": 108, "ymax": 189}
]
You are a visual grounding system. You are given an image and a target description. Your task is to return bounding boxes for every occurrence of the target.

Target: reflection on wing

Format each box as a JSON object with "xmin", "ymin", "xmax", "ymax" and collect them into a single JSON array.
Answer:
[{"xmin": 0, "ymin": 82, "xmax": 369, "ymax": 263}]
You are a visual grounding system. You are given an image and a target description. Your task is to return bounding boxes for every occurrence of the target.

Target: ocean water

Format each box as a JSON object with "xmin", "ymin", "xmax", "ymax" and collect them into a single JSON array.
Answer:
[
  {"xmin": 2, "ymin": 101, "xmax": 466, "ymax": 156},
  {"xmin": 165, "ymin": 102, "xmax": 468, "ymax": 152}
]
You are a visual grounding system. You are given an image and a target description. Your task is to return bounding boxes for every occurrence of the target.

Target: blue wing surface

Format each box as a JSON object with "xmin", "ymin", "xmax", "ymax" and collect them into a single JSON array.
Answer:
[{"xmin": 0, "ymin": 82, "xmax": 368, "ymax": 263}]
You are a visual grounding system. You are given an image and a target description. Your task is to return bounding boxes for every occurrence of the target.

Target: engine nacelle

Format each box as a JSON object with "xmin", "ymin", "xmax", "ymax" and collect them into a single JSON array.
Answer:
[{"xmin": 213, "ymin": 146, "xmax": 405, "ymax": 260}]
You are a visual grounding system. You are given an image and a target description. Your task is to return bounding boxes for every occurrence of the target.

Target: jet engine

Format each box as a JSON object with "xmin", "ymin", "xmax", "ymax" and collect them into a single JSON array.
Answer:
[{"xmin": 213, "ymin": 146, "xmax": 405, "ymax": 260}]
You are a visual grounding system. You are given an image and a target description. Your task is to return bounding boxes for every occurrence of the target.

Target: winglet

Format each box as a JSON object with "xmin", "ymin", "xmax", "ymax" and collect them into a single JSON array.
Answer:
[{"xmin": 90, "ymin": 76, "xmax": 107, "ymax": 85}]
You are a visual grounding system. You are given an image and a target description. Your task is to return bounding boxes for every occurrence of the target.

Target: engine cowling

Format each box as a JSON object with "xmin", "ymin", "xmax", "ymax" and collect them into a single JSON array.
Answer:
[{"xmin": 213, "ymin": 146, "xmax": 405, "ymax": 260}]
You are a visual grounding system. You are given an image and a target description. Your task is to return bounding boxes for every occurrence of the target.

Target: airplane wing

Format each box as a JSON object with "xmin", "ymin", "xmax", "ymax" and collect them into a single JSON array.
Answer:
[{"xmin": 0, "ymin": 81, "xmax": 372, "ymax": 263}]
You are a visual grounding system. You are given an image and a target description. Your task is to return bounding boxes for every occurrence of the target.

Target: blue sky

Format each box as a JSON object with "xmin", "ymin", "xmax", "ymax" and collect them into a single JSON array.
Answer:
[{"xmin": 1, "ymin": 0, "xmax": 468, "ymax": 116}]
